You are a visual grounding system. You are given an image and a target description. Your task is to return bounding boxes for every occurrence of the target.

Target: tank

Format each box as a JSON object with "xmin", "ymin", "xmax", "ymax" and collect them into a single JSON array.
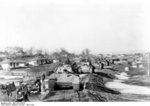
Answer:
[
  {"xmin": 78, "ymin": 62, "xmax": 95, "ymax": 73},
  {"xmin": 48, "ymin": 64, "xmax": 80, "ymax": 92}
]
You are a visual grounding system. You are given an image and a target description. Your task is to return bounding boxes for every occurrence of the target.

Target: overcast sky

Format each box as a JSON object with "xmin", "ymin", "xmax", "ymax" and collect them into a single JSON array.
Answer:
[{"xmin": 0, "ymin": 0, "xmax": 150, "ymax": 54}]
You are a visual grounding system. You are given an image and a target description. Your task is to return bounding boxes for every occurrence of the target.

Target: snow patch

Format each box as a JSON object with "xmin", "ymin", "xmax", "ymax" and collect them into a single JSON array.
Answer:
[
  {"xmin": 106, "ymin": 81, "xmax": 150, "ymax": 95},
  {"xmin": 106, "ymin": 72, "xmax": 150, "ymax": 95},
  {"xmin": 115, "ymin": 72, "xmax": 129, "ymax": 80}
]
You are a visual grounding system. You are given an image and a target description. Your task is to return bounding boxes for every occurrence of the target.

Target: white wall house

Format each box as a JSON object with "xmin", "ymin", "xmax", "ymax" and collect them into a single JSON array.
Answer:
[
  {"xmin": 0, "ymin": 59, "xmax": 27, "ymax": 70},
  {"xmin": 28, "ymin": 60, "xmax": 38, "ymax": 66},
  {"xmin": 1, "ymin": 63, "xmax": 11, "ymax": 70},
  {"xmin": 28, "ymin": 57, "xmax": 51, "ymax": 66},
  {"xmin": 19, "ymin": 63, "xmax": 26, "ymax": 67},
  {"xmin": 0, "ymin": 59, "xmax": 13, "ymax": 71},
  {"xmin": 53, "ymin": 59, "xmax": 59, "ymax": 63}
]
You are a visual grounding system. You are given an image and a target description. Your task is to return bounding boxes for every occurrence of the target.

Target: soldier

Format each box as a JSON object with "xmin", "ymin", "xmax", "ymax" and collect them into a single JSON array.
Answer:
[
  {"xmin": 23, "ymin": 83, "xmax": 29, "ymax": 101},
  {"xmin": 112, "ymin": 59, "xmax": 114, "ymax": 64},
  {"xmin": 71, "ymin": 62, "xmax": 79, "ymax": 73},
  {"xmin": 34, "ymin": 76, "xmax": 41, "ymax": 93},
  {"xmin": 89, "ymin": 61, "xmax": 95, "ymax": 73},
  {"xmin": 16, "ymin": 80, "xmax": 29, "ymax": 102},
  {"xmin": 106, "ymin": 60, "xmax": 110, "ymax": 66},
  {"xmin": 41, "ymin": 74, "xmax": 46, "ymax": 92},
  {"xmin": 4, "ymin": 83, "xmax": 12, "ymax": 101},
  {"xmin": 16, "ymin": 80, "xmax": 24, "ymax": 102},
  {"xmin": 100, "ymin": 62, "xmax": 104, "ymax": 69}
]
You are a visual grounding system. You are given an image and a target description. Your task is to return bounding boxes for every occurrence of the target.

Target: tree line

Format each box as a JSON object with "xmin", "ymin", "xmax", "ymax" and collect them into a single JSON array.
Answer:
[{"xmin": 0, "ymin": 47, "xmax": 95, "ymax": 61}]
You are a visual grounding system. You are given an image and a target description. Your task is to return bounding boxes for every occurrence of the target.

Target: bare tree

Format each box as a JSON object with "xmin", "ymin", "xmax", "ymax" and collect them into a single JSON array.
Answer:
[
  {"xmin": 26, "ymin": 47, "xmax": 37, "ymax": 56},
  {"xmin": 59, "ymin": 48, "xmax": 70, "ymax": 56},
  {"xmin": 36, "ymin": 49, "xmax": 43, "ymax": 56},
  {"xmin": 14, "ymin": 47, "xmax": 27, "ymax": 57},
  {"xmin": 82, "ymin": 48, "xmax": 91, "ymax": 56},
  {"xmin": 5, "ymin": 46, "xmax": 18, "ymax": 58}
]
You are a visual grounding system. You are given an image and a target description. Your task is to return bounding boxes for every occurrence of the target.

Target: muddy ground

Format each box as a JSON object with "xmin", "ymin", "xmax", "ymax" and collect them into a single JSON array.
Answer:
[
  {"xmin": 1, "ymin": 63, "xmax": 150, "ymax": 102},
  {"xmin": 40, "ymin": 64, "xmax": 150, "ymax": 102},
  {"xmin": 39, "ymin": 64, "xmax": 133, "ymax": 102}
]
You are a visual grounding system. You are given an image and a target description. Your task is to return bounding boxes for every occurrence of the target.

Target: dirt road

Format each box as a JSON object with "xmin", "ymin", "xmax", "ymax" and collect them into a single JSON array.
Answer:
[{"xmin": 40, "ymin": 89, "xmax": 91, "ymax": 102}]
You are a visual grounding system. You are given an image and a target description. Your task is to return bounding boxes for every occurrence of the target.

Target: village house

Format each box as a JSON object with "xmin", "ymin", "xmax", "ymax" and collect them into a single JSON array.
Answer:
[
  {"xmin": 0, "ymin": 59, "xmax": 12, "ymax": 70},
  {"xmin": 28, "ymin": 57, "xmax": 39, "ymax": 66},
  {"xmin": 0, "ymin": 52, "xmax": 7, "ymax": 58},
  {"xmin": 13, "ymin": 59, "xmax": 27, "ymax": 67},
  {"xmin": 0, "ymin": 58, "xmax": 27, "ymax": 70},
  {"xmin": 0, "ymin": 57, "xmax": 53, "ymax": 71},
  {"xmin": 27, "ymin": 57, "xmax": 52, "ymax": 66},
  {"xmin": 53, "ymin": 59, "xmax": 59, "ymax": 63}
]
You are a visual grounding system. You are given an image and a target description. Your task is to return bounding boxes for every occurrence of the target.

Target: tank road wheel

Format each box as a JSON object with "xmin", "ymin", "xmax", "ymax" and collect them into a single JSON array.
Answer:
[{"xmin": 48, "ymin": 79, "xmax": 56, "ymax": 92}]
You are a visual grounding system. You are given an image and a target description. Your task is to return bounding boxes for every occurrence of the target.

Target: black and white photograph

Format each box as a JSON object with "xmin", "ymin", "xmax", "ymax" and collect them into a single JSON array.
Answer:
[{"xmin": 0, "ymin": 0, "xmax": 150, "ymax": 103}]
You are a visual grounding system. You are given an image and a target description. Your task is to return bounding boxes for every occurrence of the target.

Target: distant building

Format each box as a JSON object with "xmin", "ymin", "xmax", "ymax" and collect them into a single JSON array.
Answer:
[
  {"xmin": 27, "ymin": 57, "xmax": 52, "ymax": 66},
  {"xmin": 0, "ymin": 56, "xmax": 53, "ymax": 70},
  {"xmin": 28, "ymin": 57, "xmax": 39, "ymax": 66},
  {"xmin": 0, "ymin": 52, "xmax": 7, "ymax": 58},
  {"xmin": 0, "ymin": 58, "xmax": 27, "ymax": 70},
  {"xmin": 0, "ymin": 59, "xmax": 12, "ymax": 70},
  {"xmin": 13, "ymin": 59, "xmax": 27, "ymax": 67},
  {"xmin": 53, "ymin": 59, "xmax": 59, "ymax": 63}
]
